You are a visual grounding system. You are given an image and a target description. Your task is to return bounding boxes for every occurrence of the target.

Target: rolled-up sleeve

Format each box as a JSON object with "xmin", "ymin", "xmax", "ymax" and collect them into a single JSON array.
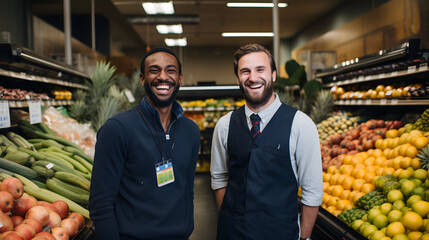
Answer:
[
  {"xmin": 293, "ymin": 112, "xmax": 324, "ymax": 207},
  {"xmin": 210, "ymin": 112, "xmax": 232, "ymax": 190}
]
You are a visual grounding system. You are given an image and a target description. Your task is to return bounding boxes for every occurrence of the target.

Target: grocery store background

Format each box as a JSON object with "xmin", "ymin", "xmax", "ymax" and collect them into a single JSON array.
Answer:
[{"xmin": 1, "ymin": 0, "xmax": 429, "ymax": 239}]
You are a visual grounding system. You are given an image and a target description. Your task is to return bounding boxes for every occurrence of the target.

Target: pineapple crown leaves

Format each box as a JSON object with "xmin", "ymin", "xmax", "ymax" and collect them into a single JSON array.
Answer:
[
  {"xmin": 93, "ymin": 97, "xmax": 124, "ymax": 131},
  {"xmin": 417, "ymin": 146, "xmax": 429, "ymax": 170},
  {"xmin": 89, "ymin": 61, "xmax": 117, "ymax": 101},
  {"xmin": 310, "ymin": 90, "xmax": 334, "ymax": 124},
  {"xmin": 68, "ymin": 100, "xmax": 91, "ymax": 123}
]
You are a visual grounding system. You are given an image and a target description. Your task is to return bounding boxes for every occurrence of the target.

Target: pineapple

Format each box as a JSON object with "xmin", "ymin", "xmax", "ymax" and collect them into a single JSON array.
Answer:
[
  {"xmin": 417, "ymin": 146, "xmax": 429, "ymax": 170},
  {"xmin": 414, "ymin": 108, "xmax": 429, "ymax": 131},
  {"xmin": 310, "ymin": 90, "xmax": 334, "ymax": 124}
]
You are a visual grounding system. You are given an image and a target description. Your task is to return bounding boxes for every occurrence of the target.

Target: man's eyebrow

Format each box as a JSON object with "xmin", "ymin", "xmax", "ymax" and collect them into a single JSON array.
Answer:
[{"xmin": 147, "ymin": 64, "xmax": 177, "ymax": 69}]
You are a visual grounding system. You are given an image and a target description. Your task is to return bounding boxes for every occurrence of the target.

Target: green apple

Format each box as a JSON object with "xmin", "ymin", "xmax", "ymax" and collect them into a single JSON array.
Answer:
[
  {"xmin": 387, "ymin": 190, "xmax": 404, "ymax": 203},
  {"xmin": 387, "ymin": 210, "xmax": 402, "ymax": 223},
  {"xmin": 372, "ymin": 214, "xmax": 389, "ymax": 229},
  {"xmin": 380, "ymin": 202, "xmax": 393, "ymax": 215},
  {"xmin": 407, "ymin": 195, "xmax": 422, "ymax": 208},
  {"xmin": 411, "ymin": 187, "xmax": 425, "ymax": 197},
  {"xmin": 370, "ymin": 230, "xmax": 385, "ymax": 240},
  {"xmin": 400, "ymin": 179, "xmax": 416, "ymax": 197},
  {"xmin": 368, "ymin": 208, "xmax": 383, "ymax": 223},
  {"xmin": 393, "ymin": 200, "xmax": 406, "ymax": 210},
  {"xmin": 362, "ymin": 224, "xmax": 378, "ymax": 238},
  {"xmin": 351, "ymin": 219, "xmax": 364, "ymax": 231}
]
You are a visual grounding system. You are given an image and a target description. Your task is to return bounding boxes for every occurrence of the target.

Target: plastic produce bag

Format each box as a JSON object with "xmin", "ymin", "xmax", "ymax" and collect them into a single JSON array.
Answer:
[{"xmin": 42, "ymin": 107, "xmax": 96, "ymax": 158}]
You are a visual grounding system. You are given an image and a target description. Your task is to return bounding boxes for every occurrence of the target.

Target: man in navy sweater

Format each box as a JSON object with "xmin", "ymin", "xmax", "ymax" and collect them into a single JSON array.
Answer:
[{"xmin": 89, "ymin": 47, "xmax": 200, "ymax": 240}]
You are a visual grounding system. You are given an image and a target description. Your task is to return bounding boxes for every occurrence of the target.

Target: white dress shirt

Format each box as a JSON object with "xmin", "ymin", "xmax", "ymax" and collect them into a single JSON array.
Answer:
[{"xmin": 210, "ymin": 94, "xmax": 323, "ymax": 207}]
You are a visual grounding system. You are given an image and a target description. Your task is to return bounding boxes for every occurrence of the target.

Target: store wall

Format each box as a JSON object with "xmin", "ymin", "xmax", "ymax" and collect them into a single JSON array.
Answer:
[
  {"xmin": 286, "ymin": 0, "xmax": 423, "ymax": 65},
  {"xmin": 0, "ymin": 0, "xmax": 32, "ymax": 47},
  {"xmin": 180, "ymin": 46, "xmax": 239, "ymax": 86}
]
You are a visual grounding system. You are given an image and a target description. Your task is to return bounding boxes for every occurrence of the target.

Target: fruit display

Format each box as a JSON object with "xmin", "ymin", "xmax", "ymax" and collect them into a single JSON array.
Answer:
[
  {"xmin": 51, "ymin": 89, "xmax": 72, "ymax": 100},
  {"xmin": 321, "ymin": 108, "xmax": 429, "ymax": 239},
  {"xmin": 413, "ymin": 108, "xmax": 429, "ymax": 132},
  {"xmin": 0, "ymin": 122, "xmax": 92, "ymax": 221},
  {"xmin": 182, "ymin": 98, "xmax": 245, "ymax": 130},
  {"xmin": 0, "ymin": 86, "xmax": 50, "ymax": 101},
  {"xmin": 179, "ymin": 98, "xmax": 245, "ymax": 109},
  {"xmin": 0, "ymin": 175, "xmax": 85, "ymax": 239},
  {"xmin": 317, "ymin": 113, "xmax": 358, "ymax": 142},
  {"xmin": 321, "ymin": 118, "xmax": 404, "ymax": 171},
  {"xmin": 330, "ymin": 84, "xmax": 428, "ymax": 100}
]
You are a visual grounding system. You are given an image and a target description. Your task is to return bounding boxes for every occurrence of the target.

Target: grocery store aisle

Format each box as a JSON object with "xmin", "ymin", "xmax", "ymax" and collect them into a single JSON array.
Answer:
[{"xmin": 191, "ymin": 173, "xmax": 218, "ymax": 240}]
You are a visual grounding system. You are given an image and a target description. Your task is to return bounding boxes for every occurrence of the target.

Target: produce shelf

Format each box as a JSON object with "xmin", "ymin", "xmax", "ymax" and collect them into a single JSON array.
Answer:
[
  {"xmin": 324, "ymin": 63, "xmax": 428, "ymax": 88},
  {"xmin": 6, "ymin": 100, "xmax": 74, "ymax": 108},
  {"xmin": 0, "ymin": 68, "xmax": 88, "ymax": 90},
  {"xmin": 313, "ymin": 207, "xmax": 366, "ymax": 240},
  {"xmin": 333, "ymin": 99, "xmax": 429, "ymax": 106},
  {"xmin": 316, "ymin": 39, "xmax": 421, "ymax": 79}
]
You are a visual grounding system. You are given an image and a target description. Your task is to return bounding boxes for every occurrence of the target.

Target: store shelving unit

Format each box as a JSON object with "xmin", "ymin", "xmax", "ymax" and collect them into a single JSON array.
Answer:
[
  {"xmin": 0, "ymin": 43, "xmax": 93, "ymax": 239},
  {"xmin": 316, "ymin": 39, "xmax": 429, "ymax": 113},
  {"xmin": 0, "ymin": 43, "xmax": 89, "ymax": 109},
  {"xmin": 313, "ymin": 39, "xmax": 429, "ymax": 239}
]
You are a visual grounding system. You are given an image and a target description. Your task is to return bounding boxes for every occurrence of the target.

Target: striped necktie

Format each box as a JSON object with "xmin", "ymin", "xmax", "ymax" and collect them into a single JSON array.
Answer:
[{"xmin": 250, "ymin": 114, "xmax": 261, "ymax": 138}]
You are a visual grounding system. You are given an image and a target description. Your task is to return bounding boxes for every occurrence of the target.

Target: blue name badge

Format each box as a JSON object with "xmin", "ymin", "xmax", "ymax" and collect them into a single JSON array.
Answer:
[{"xmin": 155, "ymin": 160, "xmax": 175, "ymax": 187}]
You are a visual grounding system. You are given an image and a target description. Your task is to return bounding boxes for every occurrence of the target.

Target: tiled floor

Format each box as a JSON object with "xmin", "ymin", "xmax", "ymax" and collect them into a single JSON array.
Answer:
[{"xmin": 191, "ymin": 173, "xmax": 218, "ymax": 240}]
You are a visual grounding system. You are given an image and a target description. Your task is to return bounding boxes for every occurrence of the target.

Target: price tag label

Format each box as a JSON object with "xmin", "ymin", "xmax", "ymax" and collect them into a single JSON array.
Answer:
[
  {"xmin": 124, "ymin": 89, "xmax": 136, "ymax": 103},
  {"xmin": 420, "ymin": 63, "xmax": 428, "ymax": 71},
  {"xmin": 378, "ymin": 73, "xmax": 385, "ymax": 78},
  {"xmin": 365, "ymin": 99, "xmax": 372, "ymax": 105},
  {"xmin": 380, "ymin": 99, "xmax": 387, "ymax": 105},
  {"xmin": 0, "ymin": 101, "xmax": 11, "ymax": 128},
  {"xmin": 25, "ymin": 95, "xmax": 31, "ymax": 100},
  {"xmin": 20, "ymin": 72, "xmax": 26, "ymax": 78},
  {"xmin": 408, "ymin": 66, "xmax": 417, "ymax": 73},
  {"xmin": 339, "ymin": 100, "xmax": 344, "ymax": 105},
  {"xmin": 350, "ymin": 100, "xmax": 357, "ymax": 104},
  {"xmin": 28, "ymin": 101, "xmax": 42, "ymax": 124},
  {"xmin": 358, "ymin": 76, "xmax": 364, "ymax": 81},
  {"xmin": 42, "ymin": 77, "xmax": 48, "ymax": 82},
  {"xmin": 391, "ymin": 71, "xmax": 398, "ymax": 76},
  {"xmin": 206, "ymin": 106, "xmax": 215, "ymax": 111},
  {"xmin": 391, "ymin": 99, "xmax": 399, "ymax": 105},
  {"xmin": 357, "ymin": 100, "xmax": 363, "ymax": 105},
  {"xmin": 16, "ymin": 101, "xmax": 23, "ymax": 108},
  {"xmin": 45, "ymin": 163, "xmax": 54, "ymax": 169}
]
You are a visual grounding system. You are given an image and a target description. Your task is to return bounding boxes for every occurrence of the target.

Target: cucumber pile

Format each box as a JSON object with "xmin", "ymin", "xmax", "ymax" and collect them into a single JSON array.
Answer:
[{"xmin": 0, "ymin": 121, "xmax": 93, "ymax": 219}]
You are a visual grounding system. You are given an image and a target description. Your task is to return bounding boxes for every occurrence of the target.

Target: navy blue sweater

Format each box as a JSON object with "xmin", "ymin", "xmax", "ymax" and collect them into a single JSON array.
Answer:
[{"xmin": 89, "ymin": 97, "xmax": 200, "ymax": 240}]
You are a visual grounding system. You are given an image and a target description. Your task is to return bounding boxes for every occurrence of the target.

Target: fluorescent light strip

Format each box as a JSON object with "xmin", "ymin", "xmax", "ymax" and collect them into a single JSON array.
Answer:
[
  {"xmin": 142, "ymin": 1, "xmax": 174, "ymax": 15},
  {"xmin": 227, "ymin": 2, "xmax": 288, "ymax": 7},
  {"xmin": 165, "ymin": 38, "xmax": 187, "ymax": 47},
  {"xmin": 156, "ymin": 24, "xmax": 183, "ymax": 34},
  {"xmin": 222, "ymin": 32, "xmax": 274, "ymax": 37}
]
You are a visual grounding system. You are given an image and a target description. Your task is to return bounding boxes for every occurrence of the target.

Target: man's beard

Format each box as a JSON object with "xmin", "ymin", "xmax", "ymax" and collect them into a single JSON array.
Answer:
[
  {"xmin": 239, "ymin": 78, "xmax": 274, "ymax": 109},
  {"xmin": 144, "ymin": 80, "xmax": 180, "ymax": 108}
]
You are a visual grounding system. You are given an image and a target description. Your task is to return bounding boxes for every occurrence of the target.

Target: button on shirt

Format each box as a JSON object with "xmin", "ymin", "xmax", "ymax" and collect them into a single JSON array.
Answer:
[{"xmin": 210, "ymin": 94, "xmax": 324, "ymax": 207}]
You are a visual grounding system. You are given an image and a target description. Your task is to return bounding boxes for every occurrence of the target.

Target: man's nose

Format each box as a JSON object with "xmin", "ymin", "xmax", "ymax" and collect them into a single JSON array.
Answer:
[{"xmin": 158, "ymin": 69, "xmax": 169, "ymax": 80}]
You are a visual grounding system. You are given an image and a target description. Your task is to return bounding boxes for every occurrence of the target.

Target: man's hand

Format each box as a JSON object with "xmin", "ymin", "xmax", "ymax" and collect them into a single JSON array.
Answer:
[
  {"xmin": 300, "ymin": 204, "xmax": 319, "ymax": 238},
  {"xmin": 215, "ymin": 188, "xmax": 226, "ymax": 211}
]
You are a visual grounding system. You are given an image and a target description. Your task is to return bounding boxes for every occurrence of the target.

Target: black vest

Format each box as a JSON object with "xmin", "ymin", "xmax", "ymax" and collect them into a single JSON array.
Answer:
[{"xmin": 217, "ymin": 103, "xmax": 299, "ymax": 240}]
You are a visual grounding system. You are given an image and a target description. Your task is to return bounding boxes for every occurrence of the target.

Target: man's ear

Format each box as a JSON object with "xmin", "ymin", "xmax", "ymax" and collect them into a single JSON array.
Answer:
[
  {"xmin": 272, "ymin": 70, "xmax": 277, "ymax": 82},
  {"xmin": 179, "ymin": 73, "xmax": 183, "ymax": 86},
  {"xmin": 140, "ymin": 73, "xmax": 145, "ymax": 86}
]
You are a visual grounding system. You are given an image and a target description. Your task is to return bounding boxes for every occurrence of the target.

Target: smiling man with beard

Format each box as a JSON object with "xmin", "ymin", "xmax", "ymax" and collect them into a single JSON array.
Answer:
[
  {"xmin": 210, "ymin": 44, "xmax": 323, "ymax": 240},
  {"xmin": 89, "ymin": 47, "xmax": 200, "ymax": 240}
]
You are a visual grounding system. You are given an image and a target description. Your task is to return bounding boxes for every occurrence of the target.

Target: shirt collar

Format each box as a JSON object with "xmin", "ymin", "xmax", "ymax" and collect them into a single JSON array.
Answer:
[
  {"xmin": 138, "ymin": 96, "xmax": 184, "ymax": 120},
  {"xmin": 244, "ymin": 93, "xmax": 281, "ymax": 124}
]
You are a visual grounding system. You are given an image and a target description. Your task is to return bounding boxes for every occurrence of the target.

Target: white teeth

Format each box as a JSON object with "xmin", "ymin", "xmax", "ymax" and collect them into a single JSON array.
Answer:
[
  {"xmin": 155, "ymin": 85, "xmax": 170, "ymax": 90},
  {"xmin": 249, "ymin": 84, "xmax": 263, "ymax": 89}
]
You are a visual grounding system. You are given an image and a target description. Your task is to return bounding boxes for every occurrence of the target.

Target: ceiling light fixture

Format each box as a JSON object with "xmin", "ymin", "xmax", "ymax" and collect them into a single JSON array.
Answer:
[
  {"xmin": 227, "ymin": 2, "xmax": 288, "ymax": 8},
  {"xmin": 156, "ymin": 24, "xmax": 183, "ymax": 34},
  {"xmin": 165, "ymin": 37, "xmax": 187, "ymax": 46},
  {"xmin": 142, "ymin": 1, "xmax": 174, "ymax": 15},
  {"xmin": 222, "ymin": 32, "xmax": 274, "ymax": 37}
]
